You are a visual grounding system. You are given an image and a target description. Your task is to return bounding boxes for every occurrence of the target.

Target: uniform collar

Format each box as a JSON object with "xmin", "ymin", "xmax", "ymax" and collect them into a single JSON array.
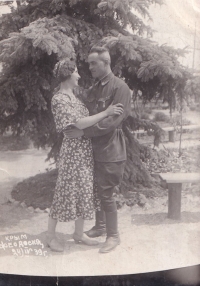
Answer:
[
  {"xmin": 86, "ymin": 72, "xmax": 113, "ymax": 103},
  {"xmin": 95, "ymin": 72, "xmax": 113, "ymax": 86}
]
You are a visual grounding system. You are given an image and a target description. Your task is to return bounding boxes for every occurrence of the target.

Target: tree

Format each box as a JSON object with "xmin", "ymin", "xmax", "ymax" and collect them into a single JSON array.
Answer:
[
  {"xmin": 0, "ymin": 0, "xmax": 192, "ymax": 191},
  {"xmin": 185, "ymin": 75, "xmax": 200, "ymax": 103},
  {"xmin": 0, "ymin": 1, "xmax": 13, "ymax": 6}
]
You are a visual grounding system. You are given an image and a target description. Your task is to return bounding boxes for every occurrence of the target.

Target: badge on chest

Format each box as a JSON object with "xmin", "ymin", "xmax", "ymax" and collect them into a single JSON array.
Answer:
[{"xmin": 96, "ymin": 95, "xmax": 113, "ymax": 111}]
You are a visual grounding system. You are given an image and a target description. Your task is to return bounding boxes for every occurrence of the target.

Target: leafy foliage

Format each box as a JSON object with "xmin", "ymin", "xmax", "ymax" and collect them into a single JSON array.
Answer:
[
  {"xmin": 0, "ymin": 1, "xmax": 13, "ymax": 6},
  {"xmin": 185, "ymin": 75, "xmax": 200, "ymax": 101},
  {"xmin": 0, "ymin": 0, "xmax": 194, "ymax": 188}
]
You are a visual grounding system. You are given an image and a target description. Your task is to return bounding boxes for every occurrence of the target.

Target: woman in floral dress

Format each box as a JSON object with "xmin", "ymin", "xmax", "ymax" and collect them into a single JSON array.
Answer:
[{"xmin": 46, "ymin": 58, "xmax": 123, "ymax": 252}]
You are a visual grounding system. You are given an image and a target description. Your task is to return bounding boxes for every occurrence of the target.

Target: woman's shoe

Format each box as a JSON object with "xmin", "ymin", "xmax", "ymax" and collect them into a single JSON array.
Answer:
[
  {"xmin": 73, "ymin": 233, "xmax": 99, "ymax": 246},
  {"xmin": 46, "ymin": 236, "xmax": 64, "ymax": 252}
]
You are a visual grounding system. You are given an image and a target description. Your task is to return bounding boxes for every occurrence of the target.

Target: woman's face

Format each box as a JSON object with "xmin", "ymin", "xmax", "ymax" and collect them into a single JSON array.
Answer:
[{"xmin": 69, "ymin": 68, "xmax": 80, "ymax": 87}]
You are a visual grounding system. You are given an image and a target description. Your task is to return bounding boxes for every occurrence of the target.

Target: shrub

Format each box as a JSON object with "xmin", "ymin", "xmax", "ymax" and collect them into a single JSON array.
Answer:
[
  {"xmin": 12, "ymin": 169, "xmax": 57, "ymax": 209},
  {"xmin": 162, "ymin": 105, "xmax": 169, "ymax": 110},
  {"xmin": 0, "ymin": 135, "xmax": 31, "ymax": 151},
  {"xmin": 153, "ymin": 112, "xmax": 170, "ymax": 122},
  {"xmin": 140, "ymin": 112, "xmax": 150, "ymax": 120},
  {"xmin": 189, "ymin": 106, "xmax": 196, "ymax": 111},
  {"xmin": 144, "ymin": 107, "xmax": 152, "ymax": 114},
  {"xmin": 170, "ymin": 115, "xmax": 191, "ymax": 126}
]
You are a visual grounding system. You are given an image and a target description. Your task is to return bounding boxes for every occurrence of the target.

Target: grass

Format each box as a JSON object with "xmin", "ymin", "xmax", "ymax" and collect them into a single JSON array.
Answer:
[
  {"xmin": 0, "ymin": 135, "xmax": 31, "ymax": 151},
  {"xmin": 12, "ymin": 169, "xmax": 58, "ymax": 210},
  {"xmin": 10, "ymin": 145, "xmax": 200, "ymax": 210}
]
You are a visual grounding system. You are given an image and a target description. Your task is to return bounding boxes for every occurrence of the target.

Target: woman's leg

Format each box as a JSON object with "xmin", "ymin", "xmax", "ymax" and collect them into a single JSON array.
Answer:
[
  {"xmin": 47, "ymin": 217, "xmax": 58, "ymax": 239},
  {"xmin": 74, "ymin": 217, "xmax": 84, "ymax": 237},
  {"xmin": 46, "ymin": 216, "xmax": 64, "ymax": 252},
  {"xmin": 73, "ymin": 217, "xmax": 99, "ymax": 246}
]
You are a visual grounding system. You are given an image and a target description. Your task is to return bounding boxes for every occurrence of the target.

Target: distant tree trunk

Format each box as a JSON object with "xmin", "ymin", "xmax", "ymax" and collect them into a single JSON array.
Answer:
[
  {"xmin": 16, "ymin": 0, "xmax": 25, "ymax": 7},
  {"xmin": 179, "ymin": 92, "xmax": 183, "ymax": 157},
  {"xmin": 16, "ymin": 0, "xmax": 21, "ymax": 6},
  {"xmin": 169, "ymin": 130, "xmax": 176, "ymax": 142}
]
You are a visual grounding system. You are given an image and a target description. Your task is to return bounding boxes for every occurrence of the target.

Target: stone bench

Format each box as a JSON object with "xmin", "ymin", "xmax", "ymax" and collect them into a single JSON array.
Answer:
[
  {"xmin": 134, "ymin": 125, "xmax": 200, "ymax": 142},
  {"xmin": 159, "ymin": 173, "xmax": 200, "ymax": 220},
  {"xmin": 134, "ymin": 129, "xmax": 147, "ymax": 138},
  {"xmin": 162, "ymin": 125, "xmax": 200, "ymax": 142}
]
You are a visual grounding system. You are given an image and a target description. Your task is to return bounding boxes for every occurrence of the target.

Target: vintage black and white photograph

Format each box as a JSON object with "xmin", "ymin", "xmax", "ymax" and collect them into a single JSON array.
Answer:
[{"xmin": 0, "ymin": 0, "xmax": 199, "ymax": 282}]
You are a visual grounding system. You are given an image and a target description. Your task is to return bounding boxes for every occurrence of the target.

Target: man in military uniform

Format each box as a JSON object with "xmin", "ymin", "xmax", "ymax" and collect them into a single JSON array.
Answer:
[{"xmin": 65, "ymin": 46, "xmax": 131, "ymax": 253}]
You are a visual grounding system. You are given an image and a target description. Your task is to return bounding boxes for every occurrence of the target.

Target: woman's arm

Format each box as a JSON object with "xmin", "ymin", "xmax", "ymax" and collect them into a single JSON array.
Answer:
[{"xmin": 74, "ymin": 103, "xmax": 123, "ymax": 129}]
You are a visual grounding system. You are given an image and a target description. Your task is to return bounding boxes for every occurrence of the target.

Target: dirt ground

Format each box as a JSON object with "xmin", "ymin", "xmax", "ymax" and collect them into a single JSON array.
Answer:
[
  {"xmin": 0, "ymin": 110, "xmax": 200, "ymax": 279},
  {"xmin": 0, "ymin": 152, "xmax": 200, "ymax": 278},
  {"xmin": 0, "ymin": 191, "xmax": 199, "ymax": 279}
]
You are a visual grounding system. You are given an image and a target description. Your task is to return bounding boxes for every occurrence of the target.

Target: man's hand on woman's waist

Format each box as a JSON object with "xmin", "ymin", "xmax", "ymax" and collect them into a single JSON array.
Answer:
[{"xmin": 64, "ymin": 128, "xmax": 84, "ymax": 138}]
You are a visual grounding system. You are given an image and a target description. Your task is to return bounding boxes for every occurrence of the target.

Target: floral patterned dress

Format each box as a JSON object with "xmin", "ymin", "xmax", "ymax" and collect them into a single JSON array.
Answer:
[{"xmin": 49, "ymin": 92, "xmax": 101, "ymax": 222}]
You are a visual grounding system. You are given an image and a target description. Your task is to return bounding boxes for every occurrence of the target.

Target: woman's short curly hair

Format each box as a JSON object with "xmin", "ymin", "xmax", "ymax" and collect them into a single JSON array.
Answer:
[{"xmin": 53, "ymin": 58, "xmax": 76, "ymax": 83}]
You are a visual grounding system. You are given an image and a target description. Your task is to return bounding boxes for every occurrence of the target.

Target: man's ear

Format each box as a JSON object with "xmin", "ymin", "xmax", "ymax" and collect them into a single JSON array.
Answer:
[{"xmin": 104, "ymin": 59, "xmax": 110, "ymax": 66}]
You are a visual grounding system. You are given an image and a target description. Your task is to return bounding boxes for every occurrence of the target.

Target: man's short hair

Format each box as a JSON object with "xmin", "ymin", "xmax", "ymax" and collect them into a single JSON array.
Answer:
[
  {"xmin": 89, "ymin": 46, "xmax": 109, "ymax": 54},
  {"xmin": 89, "ymin": 46, "xmax": 111, "ymax": 65}
]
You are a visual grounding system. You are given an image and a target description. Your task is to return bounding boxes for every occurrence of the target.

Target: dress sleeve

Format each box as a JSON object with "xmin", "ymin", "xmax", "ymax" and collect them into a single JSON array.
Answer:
[{"xmin": 51, "ymin": 95, "xmax": 82, "ymax": 133}]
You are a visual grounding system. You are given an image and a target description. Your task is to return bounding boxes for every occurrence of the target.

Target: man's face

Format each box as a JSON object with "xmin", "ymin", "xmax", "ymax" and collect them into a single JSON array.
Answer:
[{"xmin": 88, "ymin": 53, "xmax": 107, "ymax": 79}]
